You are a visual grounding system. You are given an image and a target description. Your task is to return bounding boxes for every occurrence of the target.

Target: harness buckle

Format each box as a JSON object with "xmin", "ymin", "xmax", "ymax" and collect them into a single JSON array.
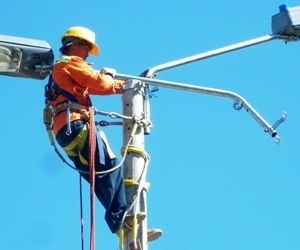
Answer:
[{"xmin": 43, "ymin": 105, "xmax": 53, "ymax": 127}]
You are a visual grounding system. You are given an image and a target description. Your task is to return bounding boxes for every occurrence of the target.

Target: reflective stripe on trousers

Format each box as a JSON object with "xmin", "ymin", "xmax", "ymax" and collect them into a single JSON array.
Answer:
[{"xmin": 55, "ymin": 120, "xmax": 126, "ymax": 233}]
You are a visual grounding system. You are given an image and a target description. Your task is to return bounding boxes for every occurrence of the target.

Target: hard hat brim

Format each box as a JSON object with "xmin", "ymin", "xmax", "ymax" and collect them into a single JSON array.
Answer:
[{"xmin": 89, "ymin": 43, "xmax": 99, "ymax": 56}]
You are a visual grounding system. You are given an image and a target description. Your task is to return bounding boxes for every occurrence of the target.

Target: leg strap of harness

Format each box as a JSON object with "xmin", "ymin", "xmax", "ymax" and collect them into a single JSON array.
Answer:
[
  {"xmin": 62, "ymin": 123, "xmax": 106, "ymax": 166},
  {"xmin": 63, "ymin": 123, "xmax": 89, "ymax": 165}
]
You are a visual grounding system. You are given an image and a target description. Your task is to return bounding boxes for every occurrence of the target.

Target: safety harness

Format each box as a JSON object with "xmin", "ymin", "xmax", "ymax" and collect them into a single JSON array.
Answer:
[{"xmin": 43, "ymin": 73, "xmax": 100, "ymax": 166}]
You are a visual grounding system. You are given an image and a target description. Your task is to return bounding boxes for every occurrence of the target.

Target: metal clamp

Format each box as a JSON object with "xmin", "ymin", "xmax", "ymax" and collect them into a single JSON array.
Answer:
[
  {"xmin": 133, "ymin": 113, "xmax": 144, "ymax": 125},
  {"xmin": 264, "ymin": 111, "xmax": 287, "ymax": 144},
  {"xmin": 95, "ymin": 120, "xmax": 122, "ymax": 126},
  {"xmin": 66, "ymin": 100, "xmax": 72, "ymax": 135}
]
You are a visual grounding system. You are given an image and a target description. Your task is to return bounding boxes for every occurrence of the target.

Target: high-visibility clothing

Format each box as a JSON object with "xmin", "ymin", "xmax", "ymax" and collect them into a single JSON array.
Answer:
[
  {"xmin": 51, "ymin": 54, "xmax": 127, "ymax": 233},
  {"xmin": 51, "ymin": 55, "xmax": 124, "ymax": 134}
]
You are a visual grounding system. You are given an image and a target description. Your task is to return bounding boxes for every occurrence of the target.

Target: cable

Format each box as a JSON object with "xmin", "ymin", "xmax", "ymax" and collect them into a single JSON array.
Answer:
[
  {"xmin": 51, "ymin": 120, "xmax": 140, "ymax": 176},
  {"xmin": 79, "ymin": 175, "xmax": 85, "ymax": 250}
]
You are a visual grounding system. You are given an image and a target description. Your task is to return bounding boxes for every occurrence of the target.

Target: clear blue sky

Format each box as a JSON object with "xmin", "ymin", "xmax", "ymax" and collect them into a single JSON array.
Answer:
[{"xmin": 1, "ymin": 1, "xmax": 300, "ymax": 249}]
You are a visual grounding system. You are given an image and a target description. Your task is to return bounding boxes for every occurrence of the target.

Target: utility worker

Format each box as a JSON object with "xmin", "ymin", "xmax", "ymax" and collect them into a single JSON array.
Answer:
[{"xmin": 47, "ymin": 26, "xmax": 162, "ymax": 242}]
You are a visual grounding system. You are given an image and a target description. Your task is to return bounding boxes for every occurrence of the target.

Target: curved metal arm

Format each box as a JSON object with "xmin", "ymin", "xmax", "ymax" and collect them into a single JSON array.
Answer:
[
  {"xmin": 115, "ymin": 73, "xmax": 286, "ymax": 144},
  {"xmin": 145, "ymin": 34, "xmax": 296, "ymax": 77}
]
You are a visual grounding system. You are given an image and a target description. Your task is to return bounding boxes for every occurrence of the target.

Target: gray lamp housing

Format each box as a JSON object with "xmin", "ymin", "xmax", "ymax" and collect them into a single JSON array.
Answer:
[
  {"xmin": 0, "ymin": 35, "xmax": 54, "ymax": 80},
  {"xmin": 272, "ymin": 5, "xmax": 300, "ymax": 38}
]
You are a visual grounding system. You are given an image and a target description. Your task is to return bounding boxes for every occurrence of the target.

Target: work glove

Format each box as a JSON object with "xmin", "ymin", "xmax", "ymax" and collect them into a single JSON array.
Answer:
[
  {"xmin": 100, "ymin": 67, "xmax": 116, "ymax": 77},
  {"xmin": 139, "ymin": 68, "xmax": 157, "ymax": 79}
]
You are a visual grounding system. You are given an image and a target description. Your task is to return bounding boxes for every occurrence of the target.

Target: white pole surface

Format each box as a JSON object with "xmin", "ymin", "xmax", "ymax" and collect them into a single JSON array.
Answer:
[{"xmin": 122, "ymin": 79, "xmax": 148, "ymax": 250}]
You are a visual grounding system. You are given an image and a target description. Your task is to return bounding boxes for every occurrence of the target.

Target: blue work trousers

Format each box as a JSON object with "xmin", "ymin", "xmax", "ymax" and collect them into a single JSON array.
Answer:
[{"xmin": 55, "ymin": 120, "xmax": 126, "ymax": 233}]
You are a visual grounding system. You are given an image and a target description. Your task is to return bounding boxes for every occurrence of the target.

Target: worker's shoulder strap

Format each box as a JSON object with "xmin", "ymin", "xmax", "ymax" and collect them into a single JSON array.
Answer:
[
  {"xmin": 55, "ymin": 56, "xmax": 71, "ymax": 64},
  {"xmin": 45, "ymin": 74, "xmax": 78, "ymax": 103}
]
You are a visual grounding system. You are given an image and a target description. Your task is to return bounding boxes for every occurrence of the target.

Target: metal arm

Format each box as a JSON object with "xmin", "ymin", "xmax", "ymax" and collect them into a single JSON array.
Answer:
[
  {"xmin": 145, "ymin": 34, "xmax": 297, "ymax": 77},
  {"xmin": 116, "ymin": 34, "xmax": 294, "ymax": 140},
  {"xmin": 115, "ymin": 73, "xmax": 286, "ymax": 144}
]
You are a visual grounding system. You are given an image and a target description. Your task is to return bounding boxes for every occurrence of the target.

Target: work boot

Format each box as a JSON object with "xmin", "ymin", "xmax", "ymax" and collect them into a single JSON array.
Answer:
[
  {"xmin": 116, "ymin": 212, "xmax": 163, "ymax": 242},
  {"xmin": 116, "ymin": 212, "xmax": 146, "ymax": 236},
  {"xmin": 123, "ymin": 212, "xmax": 146, "ymax": 230},
  {"xmin": 147, "ymin": 228, "xmax": 163, "ymax": 242},
  {"xmin": 117, "ymin": 228, "xmax": 163, "ymax": 242}
]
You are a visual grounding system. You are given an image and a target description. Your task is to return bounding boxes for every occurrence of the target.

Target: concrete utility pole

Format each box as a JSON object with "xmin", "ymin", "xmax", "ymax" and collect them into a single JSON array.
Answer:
[{"xmin": 122, "ymin": 79, "xmax": 149, "ymax": 250}]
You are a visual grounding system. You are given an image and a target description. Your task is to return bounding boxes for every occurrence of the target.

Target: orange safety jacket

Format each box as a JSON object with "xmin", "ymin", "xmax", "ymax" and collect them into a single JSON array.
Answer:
[{"xmin": 51, "ymin": 55, "xmax": 124, "ymax": 135}]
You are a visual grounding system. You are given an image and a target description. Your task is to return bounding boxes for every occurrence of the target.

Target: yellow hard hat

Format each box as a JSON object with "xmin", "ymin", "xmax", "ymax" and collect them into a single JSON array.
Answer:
[{"xmin": 61, "ymin": 26, "xmax": 100, "ymax": 56}]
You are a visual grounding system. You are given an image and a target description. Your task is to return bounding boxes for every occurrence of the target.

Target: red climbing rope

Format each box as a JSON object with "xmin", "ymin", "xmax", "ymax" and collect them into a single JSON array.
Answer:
[{"xmin": 88, "ymin": 105, "xmax": 96, "ymax": 250}]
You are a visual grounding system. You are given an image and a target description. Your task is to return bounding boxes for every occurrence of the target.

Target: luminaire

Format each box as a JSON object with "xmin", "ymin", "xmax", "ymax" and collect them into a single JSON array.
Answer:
[
  {"xmin": 272, "ymin": 4, "xmax": 300, "ymax": 38},
  {"xmin": 0, "ymin": 34, "xmax": 53, "ymax": 80}
]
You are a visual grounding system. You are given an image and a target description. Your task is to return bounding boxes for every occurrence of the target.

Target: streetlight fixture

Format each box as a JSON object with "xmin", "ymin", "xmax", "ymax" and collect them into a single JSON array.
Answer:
[
  {"xmin": 0, "ymin": 34, "xmax": 53, "ymax": 80},
  {"xmin": 272, "ymin": 4, "xmax": 300, "ymax": 37}
]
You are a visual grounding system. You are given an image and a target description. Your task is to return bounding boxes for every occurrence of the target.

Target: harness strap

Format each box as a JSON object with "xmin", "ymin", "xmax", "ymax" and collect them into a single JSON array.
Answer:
[
  {"xmin": 53, "ymin": 102, "xmax": 89, "ymax": 117},
  {"xmin": 62, "ymin": 123, "xmax": 90, "ymax": 165},
  {"xmin": 48, "ymin": 74, "xmax": 79, "ymax": 103},
  {"xmin": 61, "ymin": 121, "xmax": 105, "ymax": 166}
]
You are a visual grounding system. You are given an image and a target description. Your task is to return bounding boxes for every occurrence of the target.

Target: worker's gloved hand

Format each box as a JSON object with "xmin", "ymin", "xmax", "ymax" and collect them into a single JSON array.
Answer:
[
  {"xmin": 139, "ymin": 68, "xmax": 157, "ymax": 79},
  {"xmin": 100, "ymin": 67, "xmax": 116, "ymax": 77}
]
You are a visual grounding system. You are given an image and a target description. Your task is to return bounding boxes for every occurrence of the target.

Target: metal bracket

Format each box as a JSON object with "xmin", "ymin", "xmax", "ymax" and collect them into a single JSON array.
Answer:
[
  {"xmin": 122, "ymin": 79, "xmax": 145, "ymax": 91},
  {"xmin": 133, "ymin": 113, "xmax": 144, "ymax": 125},
  {"xmin": 271, "ymin": 111, "xmax": 287, "ymax": 130},
  {"xmin": 264, "ymin": 111, "xmax": 287, "ymax": 144},
  {"xmin": 95, "ymin": 120, "xmax": 122, "ymax": 126},
  {"xmin": 114, "ymin": 32, "xmax": 293, "ymax": 143},
  {"xmin": 116, "ymin": 74, "xmax": 287, "ymax": 144}
]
